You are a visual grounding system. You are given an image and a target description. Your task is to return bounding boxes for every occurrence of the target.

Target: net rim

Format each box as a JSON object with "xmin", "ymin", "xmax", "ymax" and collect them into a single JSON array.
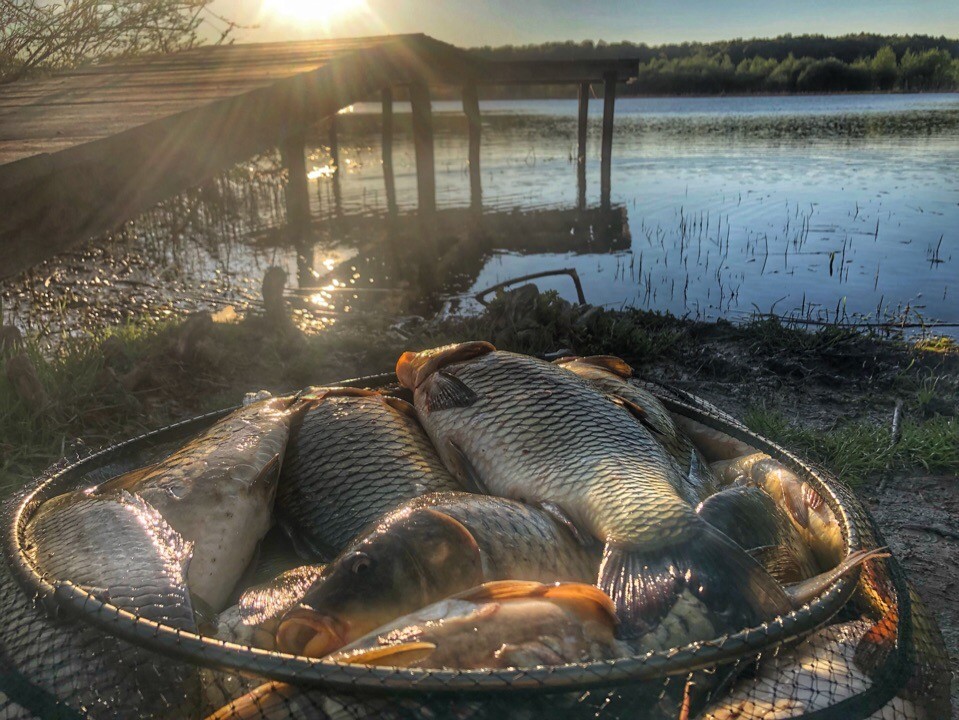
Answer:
[{"xmin": 3, "ymin": 372, "xmax": 863, "ymax": 695}]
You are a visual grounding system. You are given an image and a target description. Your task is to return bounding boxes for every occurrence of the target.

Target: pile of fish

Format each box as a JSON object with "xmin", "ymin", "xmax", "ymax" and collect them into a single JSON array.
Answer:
[{"xmin": 1, "ymin": 342, "xmax": 950, "ymax": 720}]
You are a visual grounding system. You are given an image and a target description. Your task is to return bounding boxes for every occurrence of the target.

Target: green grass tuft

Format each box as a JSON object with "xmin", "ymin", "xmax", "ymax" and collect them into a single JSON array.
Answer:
[{"xmin": 742, "ymin": 406, "xmax": 959, "ymax": 486}]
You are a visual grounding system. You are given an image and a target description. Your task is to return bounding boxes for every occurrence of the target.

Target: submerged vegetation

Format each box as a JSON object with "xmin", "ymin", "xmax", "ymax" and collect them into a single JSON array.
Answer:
[
  {"xmin": 2, "ymin": 288, "xmax": 956, "ymax": 492},
  {"xmin": 472, "ymin": 34, "xmax": 959, "ymax": 95}
]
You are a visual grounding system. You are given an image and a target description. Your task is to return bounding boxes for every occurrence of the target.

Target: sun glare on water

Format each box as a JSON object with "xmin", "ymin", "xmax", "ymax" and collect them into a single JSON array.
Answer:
[{"xmin": 264, "ymin": 0, "xmax": 364, "ymax": 24}]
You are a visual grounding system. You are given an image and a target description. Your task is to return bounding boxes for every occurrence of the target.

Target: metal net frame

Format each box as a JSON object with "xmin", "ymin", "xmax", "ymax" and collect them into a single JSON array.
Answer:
[{"xmin": 0, "ymin": 372, "xmax": 950, "ymax": 719}]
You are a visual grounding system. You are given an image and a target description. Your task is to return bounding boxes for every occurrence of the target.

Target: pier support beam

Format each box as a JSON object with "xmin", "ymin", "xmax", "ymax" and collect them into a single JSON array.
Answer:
[
  {"xmin": 600, "ymin": 72, "xmax": 616, "ymax": 208},
  {"xmin": 577, "ymin": 82, "xmax": 589, "ymax": 209},
  {"xmin": 463, "ymin": 83, "xmax": 482, "ymax": 210},
  {"xmin": 410, "ymin": 82, "xmax": 436, "ymax": 220},
  {"xmin": 381, "ymin": 87, "xmax": 397, "ymax": 214},
  {"xmin": 280, "ymin": 131, "xmax": 310, "ymax": 241},
  {"xmin": 329, "ymin": 116, "xmax": 343, "ymax": 215}
]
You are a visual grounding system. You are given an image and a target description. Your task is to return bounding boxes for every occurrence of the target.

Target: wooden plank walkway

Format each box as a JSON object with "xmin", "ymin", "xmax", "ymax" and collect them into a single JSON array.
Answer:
[{"xmin": 0, "ymin": 35, "xmax": 636, "ymax": 277}]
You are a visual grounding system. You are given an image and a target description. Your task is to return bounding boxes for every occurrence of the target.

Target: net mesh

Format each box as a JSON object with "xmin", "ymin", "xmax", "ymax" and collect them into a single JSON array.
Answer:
[{"xmin": 0, "ymin": 377, "xmax": 951, "ymax": 720}]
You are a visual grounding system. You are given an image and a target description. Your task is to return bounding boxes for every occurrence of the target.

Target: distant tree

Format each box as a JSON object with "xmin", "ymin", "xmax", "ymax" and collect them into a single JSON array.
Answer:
[
  {"xmin": 899, "ymin": 48, "xmax": 953, "ymax": 90},
  {"xmin": 871, "ymin": 46, "xmax": 898, "ymax": 90},
  {"xmin": 0, "ymin": 0, "xmax": 238, "ymax": 84}
]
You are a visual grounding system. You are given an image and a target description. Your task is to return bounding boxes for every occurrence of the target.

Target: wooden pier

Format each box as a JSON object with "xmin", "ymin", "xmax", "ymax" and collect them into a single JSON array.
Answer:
[{"xmin": 0, "ymin": 34, "xmax": 637, "ymax": 278}]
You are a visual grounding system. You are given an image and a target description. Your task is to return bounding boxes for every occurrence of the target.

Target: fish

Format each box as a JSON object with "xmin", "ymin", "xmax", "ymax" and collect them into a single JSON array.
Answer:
[
  {"xmin": 94, "ymin": 397, "xmax": 296, "ymax": 613},
  {"xmin": 328, "ymin": 581, "xmax": 628, "ymax": 669},
  {"xmin": 696, "ymin": 485, "xmax": 819, "ymax": 584},
  {"xmin": 714, "ymin": 453, "xmax": 844, "ymax": 569},
  {"xmin": 1, "ymin": 490, "xmax": 201, "ymax": 718},
  {"xmin": 276, "ymin": 387, "xmax": 461, "ymax": 559},
  {"xmin": 699, "ymin": 620, "xmax": 927, "ymax": 719},
  {"xmin": 274, "ymin": 492, "xmax": 598, "ymax": 657},
  {"xmin": 396, "ymin": 341, "xmax": 793, "ymax": 641},
  {"xmin": 552, "ymin": 355, "xmax": 718, "ymax": 497}
]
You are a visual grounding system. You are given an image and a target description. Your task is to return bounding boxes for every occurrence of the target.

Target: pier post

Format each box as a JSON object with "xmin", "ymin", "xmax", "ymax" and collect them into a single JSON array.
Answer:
[
  {"xmin": 381, "ymin": 87, "xmax": 397, "ymax": 214},
  {"xmin": 410, "ymin": 81, "xmax": 436, "ymax": 221},
  {"xmin": 600, "ymin": 72, "xmax": 617, "ymax": 209},
  {"xmin": 280, "ymin": 131, "xmax": 310, "ymax": 241},
  {"xmin": 577, "ymin": 82, "xmax": 589, "ymax": 209},
  {"xmin": 462, "ymin": 83, "xmax": 482, "ymax": 209},
  {"xmin": 329, "ymin": 115, "xmax": 343, "ymax": 215}
]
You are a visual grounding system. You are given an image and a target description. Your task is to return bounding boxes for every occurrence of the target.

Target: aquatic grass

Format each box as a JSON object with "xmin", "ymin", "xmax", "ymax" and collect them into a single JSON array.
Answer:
[{"xmin": 742, "ymin": 406, "xmax": 959, "ymax": 486}]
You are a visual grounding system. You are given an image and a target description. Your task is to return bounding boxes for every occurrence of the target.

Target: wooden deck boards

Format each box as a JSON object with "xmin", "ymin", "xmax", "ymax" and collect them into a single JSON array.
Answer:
[{"xmin": 0, "ymin": 34, "xmax": 637, "ymax": 277}]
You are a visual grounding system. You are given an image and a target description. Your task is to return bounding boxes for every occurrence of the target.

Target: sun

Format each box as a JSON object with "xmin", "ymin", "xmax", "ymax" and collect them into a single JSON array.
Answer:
[{"xmin": 263, "ymin": 0, "xmax": 365, "ymax": 25}]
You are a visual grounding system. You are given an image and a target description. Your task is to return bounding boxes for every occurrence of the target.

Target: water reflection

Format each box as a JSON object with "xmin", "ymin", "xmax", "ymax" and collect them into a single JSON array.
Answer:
[{"xmin": 2, "ymin": 94, "xmax": 957, "ymax": 338}]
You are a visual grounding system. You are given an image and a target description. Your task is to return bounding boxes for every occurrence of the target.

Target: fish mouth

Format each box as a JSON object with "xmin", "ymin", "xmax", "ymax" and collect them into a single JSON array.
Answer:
[{"xmin": 275, "ymin": 607, "xmax": 349, "ymax": 657}]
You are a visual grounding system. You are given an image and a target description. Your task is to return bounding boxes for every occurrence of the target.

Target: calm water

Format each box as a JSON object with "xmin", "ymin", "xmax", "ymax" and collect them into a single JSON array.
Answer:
[{"xmin": 4, "ymin": 93, "xmax": 958, "ymax": 335}]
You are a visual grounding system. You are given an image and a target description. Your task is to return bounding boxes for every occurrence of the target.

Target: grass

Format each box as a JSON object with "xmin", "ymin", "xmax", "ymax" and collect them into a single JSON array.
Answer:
[
  {"xmin": 2, "ymin": 289, "xmax": 957, "ymax": 493},
  {"xmin": 743, "ymin": 406, "xmax": 959, "ymax": 486}
]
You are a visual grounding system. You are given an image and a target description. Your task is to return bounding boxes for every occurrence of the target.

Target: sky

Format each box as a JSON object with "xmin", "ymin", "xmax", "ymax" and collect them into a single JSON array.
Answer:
[{"xmin": 206, "ymin": 0, "xmax": 959, "ymax": 47}]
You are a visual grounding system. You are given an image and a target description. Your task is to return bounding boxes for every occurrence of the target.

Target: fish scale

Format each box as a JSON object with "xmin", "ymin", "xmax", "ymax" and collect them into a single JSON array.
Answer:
[
  {"xmin": 277, "ymin": 393, "xmax": 461, "ymax": 559},
  {"xmin": 401, "ymin": 344, "xmax": 793, "ymax": 641},
  {"xmin": 0, "ymin": 491, "xmax": 202, "ymax": 719}
]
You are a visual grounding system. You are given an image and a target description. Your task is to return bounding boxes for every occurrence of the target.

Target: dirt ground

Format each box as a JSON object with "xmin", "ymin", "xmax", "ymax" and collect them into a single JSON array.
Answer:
[{"xmin": 864, "ymin": 474, "xmax": 958, "ymax": 715}]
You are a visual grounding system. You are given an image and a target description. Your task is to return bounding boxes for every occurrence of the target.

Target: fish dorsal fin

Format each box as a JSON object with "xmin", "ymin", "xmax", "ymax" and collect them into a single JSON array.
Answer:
[
  {"xmin": 424, "ymin": 372, "xmax": 478, "ymax": 412},
  {"xmin": 341, "ymin": 641, "xmax": 436, "ymax": 666},
  {"xmin": 381, "ymin": 395, "xmax": 420, "ymax": 420},
  {"xmin": 454, "ymin": 580, "xmax": 548, "ymax": 602},
  {"xmin": 396, "ymin": 341, "xmax": 496, "ymax": 389},
  {"xmin": 579, "ymin": 356, "xmax": 634, "ymax": 379},
  {"xmin": 549, "ymin": 356, "xmax": 579, "ymax": 366}
]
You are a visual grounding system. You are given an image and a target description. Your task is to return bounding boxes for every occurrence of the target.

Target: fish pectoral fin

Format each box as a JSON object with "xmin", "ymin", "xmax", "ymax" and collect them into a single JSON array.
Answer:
[
  {"xmin": 785, "ymin": 547, "xmax": 891, "ymax": 608},
  {"xmin": 341, "ymin": 641, "xmax": 437, "ymax": 666},
  {"xmin": 608, "ymin": 394, "xmax": 667, "ymax": 438},
  {"xmin": 205, "ymin": 681, "xmax": 298, "ymax": 720},
  {"xmin": 445, "ymin": 439, "xmax": 490, "ymax": 494},
  {"xmin": 750, "ymin": 544, "xmax": 807, "ymax": 585},
  {"xmin": 536, "ymin": 501, "xmax": 592, "ymax": 547},
  {"xmin": 542, "ymin": 584, "xmax": 618, "ymax": 626},
  {"xmin": 426, "ymin": 371, "xmax": 479, "ymax": 412},
  {"xmin": 251, "ymin": 453, "xmax": 282, "ymax": 493},
  {"xmin": 454, "ymin": 580, "xmax": 548, "ymax": 602},
  {"xmin": 599, "ymin": 521, "xmax": 792, "ymax": 641}
]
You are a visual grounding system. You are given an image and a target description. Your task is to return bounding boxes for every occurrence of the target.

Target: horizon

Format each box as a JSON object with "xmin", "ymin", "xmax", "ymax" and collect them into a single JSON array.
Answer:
[{"xmin": 206, "ymin": 0, "xmax": 959, "ymax": 48}]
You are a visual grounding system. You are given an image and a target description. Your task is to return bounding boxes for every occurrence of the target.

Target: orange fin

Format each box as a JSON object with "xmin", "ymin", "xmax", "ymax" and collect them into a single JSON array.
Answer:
[
  {"xmin": 341, "ymin": 641, "xmax": 437, "ymax": 666},
  {"xmin": 453, "ymin": 580, "xmax": 549, "ymax": 602},
  {"xmin": 578, "ymin": 355, "xmax": 634, "ymax": 378},
  {"xmin": 396, "ymin": 341, "xmax": 495, "ymax": 389},
  {"xmin": 204, "ymin": 681, "xmax": 297, "ymax": 720},
  {"xmin": 542, "ymin": 583, "xmax": 618, "ymax": 624}
]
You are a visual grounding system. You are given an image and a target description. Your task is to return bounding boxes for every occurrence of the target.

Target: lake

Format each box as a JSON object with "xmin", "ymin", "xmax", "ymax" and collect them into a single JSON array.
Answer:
[{"xmin": 3, "ymin": 93, "xmax": 958, "ymax": 336}]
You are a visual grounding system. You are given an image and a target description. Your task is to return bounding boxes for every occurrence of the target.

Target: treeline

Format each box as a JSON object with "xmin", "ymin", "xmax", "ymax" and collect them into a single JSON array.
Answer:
[{"xmin": 470, "ymin": 34, "xmax": 959, "ymax": 94}]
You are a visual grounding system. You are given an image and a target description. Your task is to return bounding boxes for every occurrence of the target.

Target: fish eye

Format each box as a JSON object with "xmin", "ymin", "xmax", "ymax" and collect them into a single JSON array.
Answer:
[{"xmin": 350, "ymin": 552, "xmax": 373, "ymax": 575}]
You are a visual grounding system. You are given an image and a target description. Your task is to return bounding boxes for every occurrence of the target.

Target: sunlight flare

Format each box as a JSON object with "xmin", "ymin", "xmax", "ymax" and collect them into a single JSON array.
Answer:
[{"xmin": 263, "ymin": 0, "xmax": 365, "ymax": 26}]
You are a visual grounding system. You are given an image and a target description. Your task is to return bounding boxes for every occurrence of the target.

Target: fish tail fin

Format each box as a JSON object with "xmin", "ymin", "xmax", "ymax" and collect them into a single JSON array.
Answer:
[{"xmin": 599, "ymin": 520, "xmax": 792, "ymax": 641}]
